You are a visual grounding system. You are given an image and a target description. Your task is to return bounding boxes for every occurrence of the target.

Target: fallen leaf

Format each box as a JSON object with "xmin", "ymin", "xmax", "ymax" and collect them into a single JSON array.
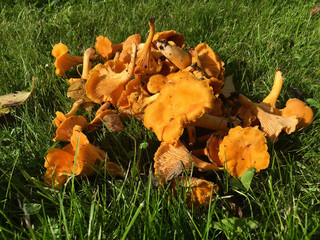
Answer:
[
  {"xmin": 221, "ymin": 74, "xmax": 235, "ymax": 98},
  {"xmin": 0, "ymin": 78, "xmax": 34, "ymax": 115},
  {"xmin": 310, "ymin": 5, "xmax": 320, "ymax": 16}
]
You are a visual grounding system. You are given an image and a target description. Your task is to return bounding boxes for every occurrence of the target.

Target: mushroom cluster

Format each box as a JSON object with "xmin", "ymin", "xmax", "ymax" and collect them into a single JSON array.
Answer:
[{"xmin": 46, "ymin": 19, "xmax": 313, "ymax": 205}]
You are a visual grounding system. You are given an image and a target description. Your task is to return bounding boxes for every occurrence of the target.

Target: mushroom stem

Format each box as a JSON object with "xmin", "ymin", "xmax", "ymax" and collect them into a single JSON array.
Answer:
[
  {"xmin": 140, "ymin": 93, "xmax": 159, "ymax": 109},
  {"xmin": 112, "ymin": 43, "xmax": 123, "ymax": 56},
  {"xmin": 191, "ymin": 148, "xmax": 207, "ymax": 157},
  {"xmin": 197, "ymin": 134, "xmax": 212, "ymax": 143},
  {"xmin": 135, "ymin": 18, "xmax": 156, "ymax": 74},
  {"xmin": 192, "ymin": 158, "xmax": 221, "ymax": 172},
  {"xmin": 193, "ymin": 114, "xmax": 230, "ymax": 131},
  {"xmin": 187, "ymin": 126, "xmax": 196, "ymax": 146},
  {"xmin": 236, "ymin": 94, "xmax": 259, "ymax": 115},
  {"xmin": 261, "ymin": 70, "xmax": 283, "ymax": 109},
  {"xmin": 96, "ymin": 102, "xmax": 111, "ymax": 115},
  {"xmin": 156, "ymin": 39, "xmax": 192, "ymax": 70},
  {"xmin": 65, "ymin": 99, "xmax": 85, "ymax": 118},
  {"xmin": 82, "ymin": 48, "xmax": 96, "ymax": 80}
]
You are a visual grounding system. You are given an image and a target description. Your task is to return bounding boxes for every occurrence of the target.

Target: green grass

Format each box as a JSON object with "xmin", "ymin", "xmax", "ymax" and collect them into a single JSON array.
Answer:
[{"xmin": 1, "ymin": 0, "xmax": 320, "ymax": 239}]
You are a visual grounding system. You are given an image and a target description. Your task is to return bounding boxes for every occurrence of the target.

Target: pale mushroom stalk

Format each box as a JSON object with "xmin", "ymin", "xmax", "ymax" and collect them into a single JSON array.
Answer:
[
  {"xmin": 193, "ymin": 114, "xmax": 230, "ymax": 131},
  {"xmin": 191, "ymin": 148, "xmax": 207, "ymax": 157},
  {"xmin": 82, "ymin": 48, "xmax": 96, "ymax": 80},
  {"xmin": 187, "ymin": 126, "xmax": 196, "ymax": 146},
  {"xmin": 260, "ymin": 69, "xmax": 283, "ymax": 110},
  {"xmin": 156, "ymin": 39, "xmax": 192, "ymax": 70},
  {"xmin": 65, "ymin": 99, "xmax": 85, "ymax": 118},
  {"xmin": 139, "ymin": 93, "xmax": 159, "ymax": 109},
  {"xmin": 96, "ymin": 102, "xmax": 112, "ymax": 115},
  {"xmin": 135, "ymin": 18, "xmax": 159, "ymax": 75}
]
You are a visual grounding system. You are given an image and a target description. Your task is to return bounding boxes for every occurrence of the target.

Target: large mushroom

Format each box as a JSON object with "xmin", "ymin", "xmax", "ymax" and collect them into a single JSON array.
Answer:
[
  {"xmin": 144, "ymin": 72, "xmax": 232, "ymax": 144},
  {"xmin": 218, "ymin": 126, "xmax": 270, "ymax": 178},
  {"xmin": 85, "ymin": 43, "xmax": 137, "ymax": 105},
  {"xmin": 45, "ymin": 125, "xmax": 124, "ymax": 189}
]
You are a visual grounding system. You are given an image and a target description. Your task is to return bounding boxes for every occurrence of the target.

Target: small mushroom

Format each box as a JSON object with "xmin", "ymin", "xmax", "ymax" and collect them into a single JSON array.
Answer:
[
  {"xmin": 154, "ymin": 140, "xmax": 221, "ymax": 182},
  {"xmin": 280, "ymin": 98, "xmax": 313, "ymax": 129},
  {"xmin": 218, "ymin": 126, "xmax": 270, "ymax": 178},
  {"xmin": 146, "ymin": 74, "xmax": 168, "ymax": 94},
  {"xmin": 236, "ymin": 93, "xmax": 298, "ymax": 141},
  {"xmin": 171, "ymin": 177, "xmax": 219, "ymax": 207},
  {"xmin": 53, "ymin": 114, "xmax": 89, "ymax": 142},
  {"xmin": 95, "ymin": 36, "xmax": 123, "ymax": 60},
  {"xmin": 44, "ymin": 125, "xmax": 106, "ymax": 188},
  {"xmin": 135, "ymin": 18, "xmax": 162, "ymax": 77},
  {"xmin": 51, "ymin": 43, "xmax": 84, "ymax": 77}
]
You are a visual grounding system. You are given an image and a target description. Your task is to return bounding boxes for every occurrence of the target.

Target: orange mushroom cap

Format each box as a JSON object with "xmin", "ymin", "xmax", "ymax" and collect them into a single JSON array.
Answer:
[
  {"xmin": 154, "ymin": 140, "xmax": 221, "ymax": 183},
  {"xmin": 44, "ymin": 125, "xmax": 106, "ymax": 188},
  {"xmin": 218, "ymin": 126, "xmax": 270, "ymax": 178},
  {"xmin": 171, "ymin": 177, "xmax": 219, "ymax": 207},
  {"xmin": 95, "ymin": 36, "xmax": 123, "ymax": 60},
  {"xmin": 152, "ymin": 30, "xmax": 185, "ymax": 48},
  {"xmin": 51, "ymin": 43, "xmax": 83, "ymax": 77},
  {"xmin": 146, "ymin": 74, "xmax": 168, "ymax": 94},
  {"xmin": 119, "ymin": 34, "xmax": 141, "ymax": 64},
  {"xmin": 135, "ymin": 18, "xmax": 162, "ymax": 77},
  {"xmin": 85, "ymin": 43, "xmax": 137, "ymax": 105},
  {"xmin": 53, "ymin": 115, "xmax": 89, "ymax": 142},
  {"xmin": 194, "ymin": 43, "xmax": 225, "ymax": 81},
  {"xmin": 144, "ymin": 72, "xmax": 214, "ymax": 143},
  {"xmin": 280, "ymin": 98, "xmax": 314, "ymax": 129}
]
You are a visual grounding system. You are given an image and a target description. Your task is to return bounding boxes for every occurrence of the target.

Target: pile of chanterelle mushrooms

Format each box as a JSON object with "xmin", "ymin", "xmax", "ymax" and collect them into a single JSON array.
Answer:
[{"xmin": 45, "ymin": 18, "xmax": 313, "ymax": 206}]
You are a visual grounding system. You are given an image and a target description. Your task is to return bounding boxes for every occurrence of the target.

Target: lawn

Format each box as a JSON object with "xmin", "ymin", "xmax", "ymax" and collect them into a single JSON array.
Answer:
[{"xmin": 1, "ymin": 0, "xmax": 320, "ymax": 239}]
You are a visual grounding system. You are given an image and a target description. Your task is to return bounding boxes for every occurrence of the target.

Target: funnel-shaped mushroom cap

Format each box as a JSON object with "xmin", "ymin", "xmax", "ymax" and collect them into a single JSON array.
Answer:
[
  {"xmin": 44, "ymin": 126, "xmax": 106, "ymax": 188},
  {"xmin": 95, "ymin": 36, "xmax": 123, "ymax": 60},
  {"xmin": 85, "ymin": 43, "xmax": 137, "ymax": 105},
  {"xmin": 54, "ymin": 115, "xmax": 89, "ymax": 142},
  {"xmin": 144, "ymin": 72, "xmax": 214, "ymax": 143},
  {"xmin": 280, "ymin": 98, "xmax": 314, "ymax": 129},
  {"xmin": 52, "ymin": 43, "xmax": 83, "ymax": 77},
  {"xmin": 135, "ymin": 18, "xmax": 162, "ymax": 77},
  {"xmin": 237, "ymin": 94, "xmax": 298, "ymax": 141},
  {"xmin": 172, "ymin": 177, "xmax": 219, "ymax": 207},
  {"xmin": 193, "ymin": 43, "xmax": 225, "ymax": 81},
  {"xmin": 218, "ymin": 126, "xmax": 270, "ymax": 178},
  {"xmin": 154, "ymin": 140, "xmax": 220, "ymax": 182},
  {"xmin": 119, "ymin": 34, "xmax": 141, "ymax": 64}
]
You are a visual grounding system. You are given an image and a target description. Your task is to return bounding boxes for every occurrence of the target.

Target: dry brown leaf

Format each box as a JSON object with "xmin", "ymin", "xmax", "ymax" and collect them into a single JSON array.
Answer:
[
  {"xmin": 221, "ymin": 74, "xmax": 235, "ymax": 97},
  {"xmin": 0, "ymin": 78, "xmax": 34, "ymax": 115},
  {"xmin": 310, "ymin": 5, "xmax": 320, "ymax": 16}
]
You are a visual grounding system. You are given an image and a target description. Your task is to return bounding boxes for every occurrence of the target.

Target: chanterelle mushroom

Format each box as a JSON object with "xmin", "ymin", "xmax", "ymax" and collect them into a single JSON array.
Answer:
[
  {"xmin": 171, "ymin": 177, "xmax": 219, "ymax": 207},
  {"xmin": 44, "ymin": 125, "xmax": 106, "ymax": 188},
  {"xmin": 236, "ymin": 93, "xmax": 298, "ymax": 141},
  {"xmin": 85, "ymin": 43, "xmax": 137, "ymax": 105},
  {"xmin": 218, "ymin": 126, "xmax": 270, "ymax": 178},
  {"xmin": 143, "ymin": 72, "xmax": 215, "ymax": 143},
  {"xmin": 51, "ymin": 43, "xmax": 84, "ymax": 77},
  {"xmin": 154, "ymin": 140, "xmax": 221, "ymax": 182}
]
